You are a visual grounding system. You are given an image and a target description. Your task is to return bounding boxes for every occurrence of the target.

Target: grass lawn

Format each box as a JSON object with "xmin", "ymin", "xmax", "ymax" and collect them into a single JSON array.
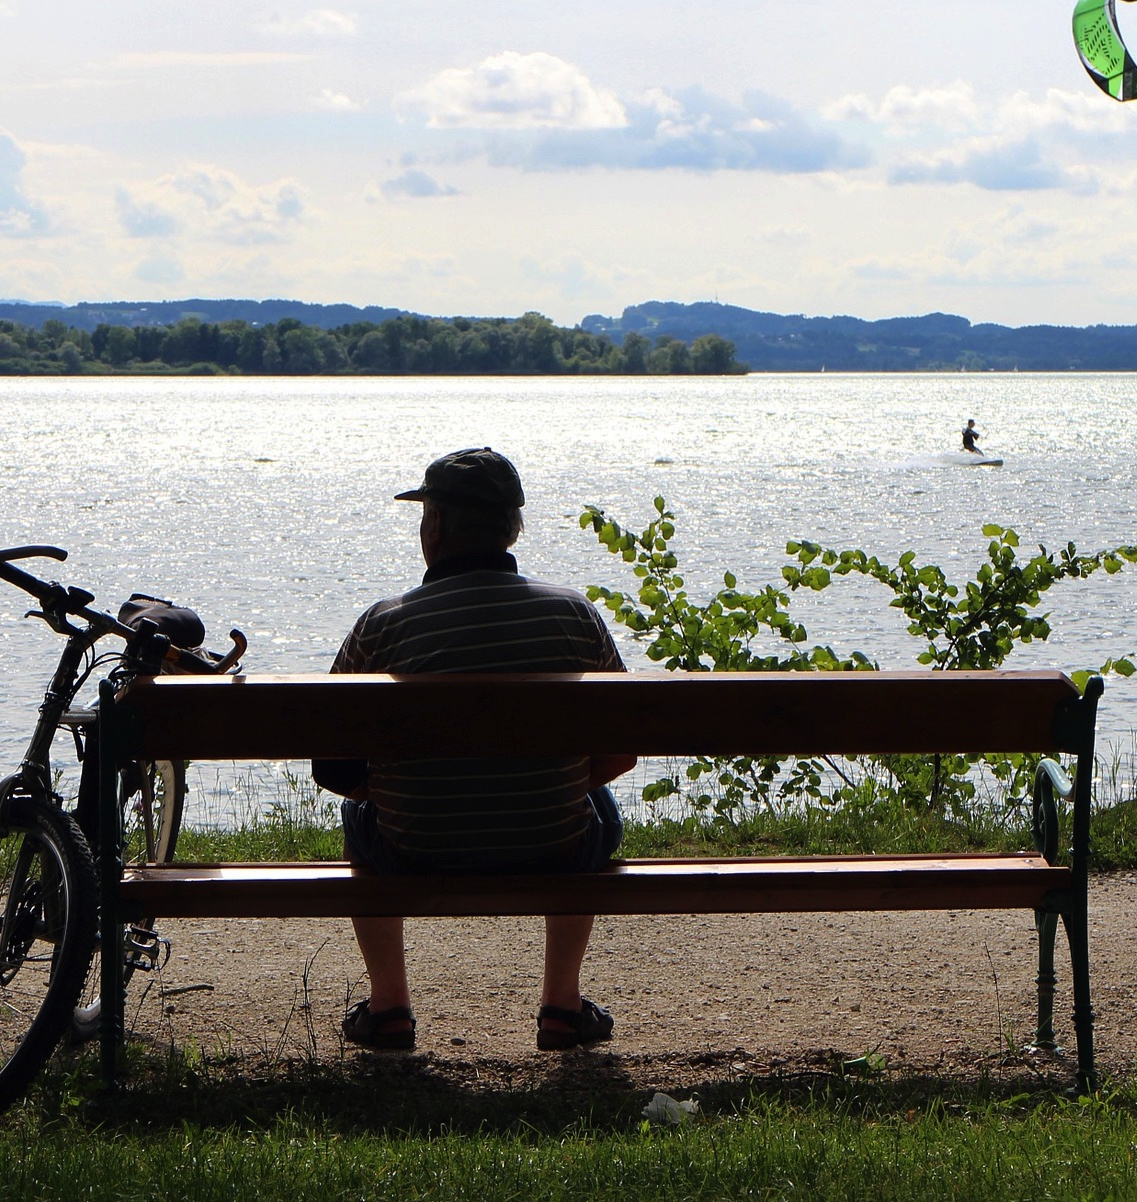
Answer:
[
  {"xmin": 4, "ymin": 1049, "xmax": 1137, "ymax": 1201},
  {"xmin": 6, "ymin": 786, "xmax": 1134, "ymax": 1200}
]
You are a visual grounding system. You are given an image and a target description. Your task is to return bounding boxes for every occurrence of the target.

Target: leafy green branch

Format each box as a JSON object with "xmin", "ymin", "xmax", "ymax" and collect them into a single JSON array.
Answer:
[
  {"xmin": 781, "ymin": 526, "xmax": 1137, "ymax": 681},
  {"xmin": 580, "ymin": 497, "xmax": 1136, "ymax": 822},
  {"xmin": 579, "ymin": 497, "xmax": 873, "ymax": 674}
]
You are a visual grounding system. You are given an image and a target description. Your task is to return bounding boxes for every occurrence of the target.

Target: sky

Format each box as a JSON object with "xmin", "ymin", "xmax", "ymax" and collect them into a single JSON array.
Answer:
[{"xmin": 2, "ymin": 0, "xmax": 1137, "ymax": 328}]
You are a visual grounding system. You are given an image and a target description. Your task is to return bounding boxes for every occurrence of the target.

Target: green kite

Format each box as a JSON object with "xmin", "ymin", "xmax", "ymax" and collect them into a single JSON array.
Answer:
[{"xmin": 1073, "ymin": 0, "xmax": 1137, "ymax": 100}]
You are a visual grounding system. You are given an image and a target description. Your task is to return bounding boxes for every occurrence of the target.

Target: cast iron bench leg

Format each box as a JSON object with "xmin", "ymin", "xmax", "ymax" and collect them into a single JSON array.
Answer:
[
  {"xmin": 1033, "ymin": 908, "xmax": 1060, "ymax": 1050},
  {"xmin": 1062, "ymin": 908, "xmax": 1097, "ymax": 1094}
]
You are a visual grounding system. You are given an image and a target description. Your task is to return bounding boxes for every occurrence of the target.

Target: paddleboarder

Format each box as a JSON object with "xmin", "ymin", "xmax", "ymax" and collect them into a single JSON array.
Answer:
[{"xmin": 962, "ymin": 419, "xmax": 982, "ymax": 454}]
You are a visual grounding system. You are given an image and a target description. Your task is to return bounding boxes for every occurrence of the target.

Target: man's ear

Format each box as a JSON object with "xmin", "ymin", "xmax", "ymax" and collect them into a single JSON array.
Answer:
[
  {"xmin": 420, "ymin": 503, "xmax": 444, "ymax": 563},
  {"xmin": 422, "ymin": 504, "xmax": 443, "ymax": 538}
]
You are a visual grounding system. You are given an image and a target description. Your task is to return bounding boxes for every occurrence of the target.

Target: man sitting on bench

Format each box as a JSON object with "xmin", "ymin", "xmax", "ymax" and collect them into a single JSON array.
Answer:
[{"xmin": 313, "ymin": 447, "xmax": 636, "ymax": 1052}]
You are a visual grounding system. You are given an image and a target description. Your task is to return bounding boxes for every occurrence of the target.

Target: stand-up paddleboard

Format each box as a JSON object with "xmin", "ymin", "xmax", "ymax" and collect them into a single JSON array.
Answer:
[{"xmin": 940, "ymin": 450, "xmax": 1004, "ymax": 467}]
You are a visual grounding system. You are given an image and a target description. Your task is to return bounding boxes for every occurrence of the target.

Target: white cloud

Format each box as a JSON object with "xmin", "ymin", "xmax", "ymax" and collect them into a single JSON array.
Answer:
[
  {"xmin": 116, "ymin": 187, "xmax": 179, "ymax": 237},
  {"xmin": 379, "ymin": 169, "xmax": 459, "ymax": 200},
  {"xmin": 395, "ymin": 51, "xmax": 627, "ymax": 130},
  {"xmin": 0, "ymin": 129, "xmax": 51, "ymax": 236},
  {"xmin": 824, "ymin": 81, "xmax": 1137, "ymax": 194},
  {"xmin": 827, "ymin": 81, "xmax": 1111, "ymax": 141},
  {"xmin": 847, "ymin": 203, "xmax": 1099, "ymax": 296},
  {"xmin": 757, "ymin": 225, "xmax": 811, "ymax": 247},
  {"xmin": 392, "ymin": 59, "xmax": 868, "ymax": 175},
  {"xmin": 117, "ymin": 165, "xmax": 307, "ymax": 245},
  {"xmin": 313, "ymin": 88, "xmax": 361, "ymax": 111},
  {"xmin": 889, "ymin": 136, "xmax": 1067, "ymax": 191},
  {"xmin": 0, "ymin": 132, "xmax": 26, "ymax": 201},
  {"xmin": 640, "ymin": 88, "xmax": 685, "ymax": 122},
  {"xmin": 258, "ymin": 9, "xmax": 356, "ymax": 38},
  {"xmin": 171, "ymin": 165, "xmax": 239, "ymax": 212},
  {"xmin": 480, "ymin": 87, "xmax": 868, "ymax": 174},
  {"xmin": 999, "ymin": 87, "xmax": 1131, "ymax": 137},
  {"xmin": 520, "ymin": 253, "xmax": 609, "ymax": 301},
  {"xmin": 274, "ymin": 183, "xmax": 303, "ymax": 219},
  {"xmin": 826, "ymin": 82, "xmax": 981, "ymax": 134}
]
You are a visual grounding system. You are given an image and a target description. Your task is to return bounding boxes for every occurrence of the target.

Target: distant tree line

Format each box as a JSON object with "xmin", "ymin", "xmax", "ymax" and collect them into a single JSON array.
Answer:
[{"xmin": 0, "ymin": 312, "xmax": 746, "ymax": 377}]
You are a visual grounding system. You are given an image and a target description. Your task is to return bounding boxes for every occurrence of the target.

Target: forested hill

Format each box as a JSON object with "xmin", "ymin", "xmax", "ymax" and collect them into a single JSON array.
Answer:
[
  {"xmin": 6, "ymin": 296, "xmax": 1137, "ymax": 371},
  {"xmin": 582, "ymin": 302, "xmax": 1137, "ymax": 372},
  {"xmin": 0, "ymin": 310, "xmax": 743, "ymax": 376}
]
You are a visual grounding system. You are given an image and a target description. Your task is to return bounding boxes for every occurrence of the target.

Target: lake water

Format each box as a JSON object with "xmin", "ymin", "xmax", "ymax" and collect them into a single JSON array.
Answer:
[{"xmin": 1, "ymin": 373, "xmax": 1134, "ymax": 823}]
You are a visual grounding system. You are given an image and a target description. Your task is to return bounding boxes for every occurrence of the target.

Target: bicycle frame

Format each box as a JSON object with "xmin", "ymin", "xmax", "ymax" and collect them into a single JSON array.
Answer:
[
  {"xmin": 8, "ymin": 619, "xmax": 119, "ymax": 802},
  {"xmin": 0, "ymin": 545, "xmax": 246, "ymax": 1088}
]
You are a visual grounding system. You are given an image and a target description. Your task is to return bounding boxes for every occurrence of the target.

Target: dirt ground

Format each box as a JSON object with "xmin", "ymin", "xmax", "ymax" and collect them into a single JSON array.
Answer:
[{"xmin": 114, "ymin": 872, "xmax": 1137, "ymax": 1094}]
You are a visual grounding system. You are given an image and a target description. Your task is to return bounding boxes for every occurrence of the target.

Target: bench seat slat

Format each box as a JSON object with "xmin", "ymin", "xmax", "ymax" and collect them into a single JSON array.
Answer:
[{"xmin": 119, "ymin": 855, "xmax": 1071, "ymax": 920}]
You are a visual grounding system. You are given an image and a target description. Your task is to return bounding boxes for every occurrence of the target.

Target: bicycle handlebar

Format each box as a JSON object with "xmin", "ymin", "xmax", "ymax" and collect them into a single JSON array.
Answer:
[
  {"xmin": 0, "ymin": 546, "xmax": 67, "ymax": 565},
  {"xmin": 164, "ymin": 629, "xmax": 247, "ymax": 675},
  {"xmin": 0, "ymin": 546, "xmax": 136, "ymax": 639},
  {"xmin": 0, "ymin": 545, "xmax": 246, "ymax": 674},
  {"xmin": 0, "ymin": 546, "xmax": 70, "ymax": 605}
]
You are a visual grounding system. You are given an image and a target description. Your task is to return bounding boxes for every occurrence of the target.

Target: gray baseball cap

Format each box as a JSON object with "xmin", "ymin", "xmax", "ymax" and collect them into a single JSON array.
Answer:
[{"xmin": 394, "ymin": 447, "xmax": 525, "ymax": 509}]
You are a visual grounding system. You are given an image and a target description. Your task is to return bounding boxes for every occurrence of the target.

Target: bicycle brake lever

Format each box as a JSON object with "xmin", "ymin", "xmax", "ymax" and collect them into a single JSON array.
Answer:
[
  {"xmin": 24, "ymin": 606, "xmax": 84, "ymax": 637},
  {"xmin": 25, "ymin": 581, "xmax": 100, "ymax": 635}
]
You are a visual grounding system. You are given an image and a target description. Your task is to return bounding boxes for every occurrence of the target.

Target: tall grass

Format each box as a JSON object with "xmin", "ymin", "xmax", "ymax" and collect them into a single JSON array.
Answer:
[
  {"xmin": 175, "ymin": 763, "xmax": 344, "ymax": 861},
  {"xmin": 172, "ymin": 747, "xmax": 1137, "ymax": 870}
]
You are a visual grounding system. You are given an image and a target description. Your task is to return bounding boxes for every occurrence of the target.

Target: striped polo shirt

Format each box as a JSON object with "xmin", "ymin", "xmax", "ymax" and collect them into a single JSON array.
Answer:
[{"xmin": 331, "ymin": 550, "xmax": 625, "ymax": 870}]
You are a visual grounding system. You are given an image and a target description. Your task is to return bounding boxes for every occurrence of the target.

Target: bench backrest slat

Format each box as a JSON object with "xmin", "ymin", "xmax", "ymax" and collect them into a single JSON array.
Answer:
[{"xmin": 116, "ymin": 669, "xmax": 1085, "ymax": 761}]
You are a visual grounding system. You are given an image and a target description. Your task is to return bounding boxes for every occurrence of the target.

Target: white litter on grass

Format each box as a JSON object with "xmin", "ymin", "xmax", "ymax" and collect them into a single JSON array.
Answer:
[{"xmin": 642, "ymin": 1092, "xmax": 700, "ymax": 1125}]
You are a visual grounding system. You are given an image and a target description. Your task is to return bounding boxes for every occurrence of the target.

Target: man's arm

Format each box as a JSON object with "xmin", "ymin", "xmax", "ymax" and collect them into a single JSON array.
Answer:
[
  {"xmin": 312, "ymin": 758, "xmax": 368, "ymax": 799},
  {"xmin": 589, "ymin": 754, "xmax": 637, "ymax": 788}
]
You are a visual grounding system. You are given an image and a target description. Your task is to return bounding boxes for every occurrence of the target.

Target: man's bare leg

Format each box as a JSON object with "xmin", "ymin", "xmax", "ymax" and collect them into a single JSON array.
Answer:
[
  {"xmin": 344, "ymin": 834, "xmax": 414, "ymax": 1033},
  {"xmin": 350, "ymin": 915, "xmax": 412, "ymax": 1013},
  {"xmin": 343, "ymin": 914, "xmax": 415, "ymax": 1046},
  {"xmin": 540, "ymin": 914, "xmax": 595, "ymax": 1027}
]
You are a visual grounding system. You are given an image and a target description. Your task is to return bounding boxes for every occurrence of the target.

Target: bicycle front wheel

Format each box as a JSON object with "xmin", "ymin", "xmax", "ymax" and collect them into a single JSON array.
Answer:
[
  {"xmin": 0, "ymin": 793, "xmax": 97, "ymax": 1109},
  {"xmin": 127, "ymin": 759, "xmax": 186, "ymax": 864}
]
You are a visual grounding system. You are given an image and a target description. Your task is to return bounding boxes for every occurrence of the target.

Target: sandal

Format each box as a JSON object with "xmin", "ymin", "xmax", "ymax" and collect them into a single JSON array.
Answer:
[
  {"xmin": 342, "ymin": 999, "xmax": 416, "ymax": 1050},
  {"xmin": 536, "ymin": 997, "xmax": 614, "ymax": 1051}
]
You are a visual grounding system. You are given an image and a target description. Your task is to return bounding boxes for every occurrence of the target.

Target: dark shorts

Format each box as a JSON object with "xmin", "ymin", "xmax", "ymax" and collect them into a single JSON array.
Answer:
[{"xmin": 341, "ymin": 786, "xmax": 624, "ymax": 875}]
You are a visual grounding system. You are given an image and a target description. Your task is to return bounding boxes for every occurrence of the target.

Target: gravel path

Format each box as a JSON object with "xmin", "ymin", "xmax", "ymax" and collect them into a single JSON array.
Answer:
[{"xmin": 116, "ymin": 873, "xmax": 1137, "ymax": 1091}]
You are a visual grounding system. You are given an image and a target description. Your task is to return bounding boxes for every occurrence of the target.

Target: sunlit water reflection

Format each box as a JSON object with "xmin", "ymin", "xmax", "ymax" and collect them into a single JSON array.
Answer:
[{"xmin": 2, "ymin": 373, "xmax": 1134, "ymax": 824}]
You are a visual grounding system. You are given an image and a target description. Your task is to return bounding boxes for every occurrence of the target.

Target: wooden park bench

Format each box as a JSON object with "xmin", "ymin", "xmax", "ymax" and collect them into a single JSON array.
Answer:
[{"xmin": 96, "ymin": 669, "xmax": 1104, "ymax": 1091}]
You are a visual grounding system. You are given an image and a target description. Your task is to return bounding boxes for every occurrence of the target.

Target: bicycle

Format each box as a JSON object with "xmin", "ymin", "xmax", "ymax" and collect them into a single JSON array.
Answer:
[{"xmin": 0, "ymin": 545, "xmax": 245, "ymax": 1106}]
